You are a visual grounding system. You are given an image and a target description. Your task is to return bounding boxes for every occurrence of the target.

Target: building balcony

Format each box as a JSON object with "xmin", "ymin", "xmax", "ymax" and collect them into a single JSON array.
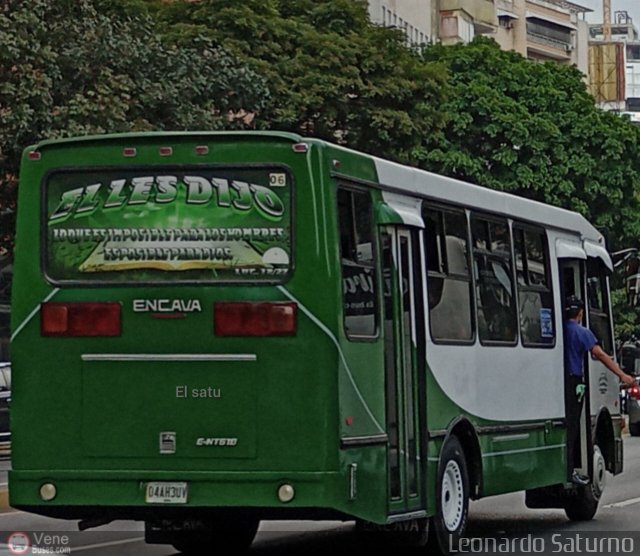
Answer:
[
  {"xmin": 440, "ymin": 0, "xmax": 497, "ymax": 32},
  {"xmin": 527, "ymin": 31, "xmax": 572, "ymax": 59}
]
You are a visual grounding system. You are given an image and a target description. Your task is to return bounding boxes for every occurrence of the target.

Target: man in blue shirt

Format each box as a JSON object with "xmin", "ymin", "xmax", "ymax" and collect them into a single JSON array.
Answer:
[{"xmin": 564, "ymin": 296, "xmax": 634, "ymax": 485}]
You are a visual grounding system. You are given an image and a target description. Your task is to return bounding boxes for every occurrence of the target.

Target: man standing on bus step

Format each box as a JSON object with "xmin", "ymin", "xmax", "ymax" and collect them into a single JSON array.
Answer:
[{"xmin": 564, "ymin": 296, "xmax": 635, "ymax": 486}]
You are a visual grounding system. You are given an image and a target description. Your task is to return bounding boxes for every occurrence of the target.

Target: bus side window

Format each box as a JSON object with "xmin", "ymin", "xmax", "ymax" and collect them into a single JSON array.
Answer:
[
  {"xmin": 424, "ymin": 206, "xmax": 474, "ymax": 343},
  {"xmin": 586, "ymin": 259, "xmax": 613, "ymax": 354},
  {"xmin": 337, "ymin": 187, "xmax": 377, "ymax": 338},
  {"xmin": 471, "ymin": 215, "xmax": 517, "ymax": 344},
  {"xmin": 514, "ymin": 227, "xmax": 555, "ymax": 347}
]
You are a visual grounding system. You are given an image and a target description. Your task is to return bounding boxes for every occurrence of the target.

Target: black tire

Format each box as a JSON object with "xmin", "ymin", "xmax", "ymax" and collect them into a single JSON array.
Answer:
[
  {"xmin": 430, "ymin": 435, "xmax": 469, "ymax": 554},
  {"xmin": 171, "ymin": 517, "xmax": 259, "ymax": 554},
  {"xmin": 629, "ymin": 422, "xmax": 640, "ymax": 436},
  {"xmin": 564, "ymin": 446, "xmax": 605, "ymax": 522}
]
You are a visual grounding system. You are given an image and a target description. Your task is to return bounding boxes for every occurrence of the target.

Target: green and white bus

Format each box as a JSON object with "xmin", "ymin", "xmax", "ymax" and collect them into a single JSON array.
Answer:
[{"xmin": 9, "ymin": 131, "xmax": 623, "ymax": 553}]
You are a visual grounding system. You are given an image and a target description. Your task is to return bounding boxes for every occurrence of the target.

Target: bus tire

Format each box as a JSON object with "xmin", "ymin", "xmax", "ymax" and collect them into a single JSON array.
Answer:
[
  {"xmin": 564, "ymin": 445, "xmax": 605, "ymax": 522},
  {"xmin": 171, "ymin": 517, "xmax": 259, "ymax": 554},
  {"xmin": 430, "ymin": 435, "xmax": 469, "ymax": 554},
  {"xmin": 629, "ymin": 422, "xmax": 640, "ymax": 436}
]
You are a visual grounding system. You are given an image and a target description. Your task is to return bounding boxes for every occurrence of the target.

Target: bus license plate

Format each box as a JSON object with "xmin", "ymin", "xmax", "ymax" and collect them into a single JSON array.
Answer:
[{"xmin": 145, "ymin": 482, "xmax": 188, "ymax": 504}]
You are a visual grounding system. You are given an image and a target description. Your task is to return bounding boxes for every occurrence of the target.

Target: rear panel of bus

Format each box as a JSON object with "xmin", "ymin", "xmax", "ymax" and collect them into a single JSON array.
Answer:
[{"xmin": 9, "ymin": 133, "xmax": 388, "ymax": 523}]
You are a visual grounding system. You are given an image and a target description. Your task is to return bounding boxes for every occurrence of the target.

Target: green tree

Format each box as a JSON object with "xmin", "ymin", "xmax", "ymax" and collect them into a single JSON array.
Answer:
[
  {"xmin": 154, "ymin": 0, "xmax": 448, "ymax": 163},
  {"xmin": 0, "ymin": 0, "xmax": 268, "ymax": 259},
  {"xmin": 421, "ymin": 37, "xmax": 640, "ymax": 251}
]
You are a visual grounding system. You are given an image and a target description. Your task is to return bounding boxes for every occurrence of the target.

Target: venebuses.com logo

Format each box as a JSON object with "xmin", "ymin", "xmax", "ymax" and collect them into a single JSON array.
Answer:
[
  {"xmin": 7, "ymin": 532, "xmax": 30, "ymax": 554},
  {"xmin": 7, "ymin": 531, "xmax": 71, "ymax": 554}
]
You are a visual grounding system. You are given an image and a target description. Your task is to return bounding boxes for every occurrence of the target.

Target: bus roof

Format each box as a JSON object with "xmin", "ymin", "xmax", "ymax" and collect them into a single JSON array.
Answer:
[
  {"xmin": 370, "ymin": 155, "xmax": 604, "ymax": 244},
  {"xmin": 26, "ymin": 130, "xmax": 304, "ymax": 152},
  {"xmin": 26, "ymin": 130, "xmax": 605, "ymax": 246}
]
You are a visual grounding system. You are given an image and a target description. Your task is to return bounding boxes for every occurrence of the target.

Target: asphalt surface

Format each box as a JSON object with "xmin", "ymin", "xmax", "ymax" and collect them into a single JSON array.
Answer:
[{"xmin": 0, "ymin": 438, "xmax": 640, "ymax": 554}]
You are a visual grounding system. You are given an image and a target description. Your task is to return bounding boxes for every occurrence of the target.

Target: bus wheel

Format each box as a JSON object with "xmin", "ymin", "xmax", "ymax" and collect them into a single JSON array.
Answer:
[
  {"xmin": 564, "ymin": 445, "xmax": 605, "ymax": 522},
  {"xmin": 629, "ymin": 422, "xmax": 640, "ymax": 436},
  {"xmin": 431, "ymin": 435, "xmax": 469, "ymax": 553},
  {"xmin": 171, "ymin": 518, "xmax": 259, "ymax": 554}
]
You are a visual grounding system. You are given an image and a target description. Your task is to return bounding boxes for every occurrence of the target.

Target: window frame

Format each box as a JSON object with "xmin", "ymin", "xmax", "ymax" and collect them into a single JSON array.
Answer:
[
  {"xmin": 586, "ymin": 257, "xmax": 614, "ymax": 355},
  {"xmin": 423, "ymin": 203, "xmax": 476, "ymax": 346},
  {"xmin": 513, "ymin": 223, "xmax": 556, "ymax": 349},
  {"xmin": 336, "ymin": 184, "xmax": 380, "ymax": 342},
  {"xmin": 471, "ymin": 212, "xmax": 519, "ymax": 347}
]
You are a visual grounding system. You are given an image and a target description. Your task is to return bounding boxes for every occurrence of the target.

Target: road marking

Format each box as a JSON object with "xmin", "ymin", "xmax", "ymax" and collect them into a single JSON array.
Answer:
[
  {"xmin": 603, "ymin": 496, "xmax": 640, "ymax": 509},
  {"xmin": 72, "ymin": 536, "xmax": 145, "ymax": 552}
]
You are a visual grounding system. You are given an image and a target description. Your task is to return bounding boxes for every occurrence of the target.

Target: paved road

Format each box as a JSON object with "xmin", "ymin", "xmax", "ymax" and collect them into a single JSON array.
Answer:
[{"xmin": 2, "ymin": 438, "xmax": 640, "ymax": 555}]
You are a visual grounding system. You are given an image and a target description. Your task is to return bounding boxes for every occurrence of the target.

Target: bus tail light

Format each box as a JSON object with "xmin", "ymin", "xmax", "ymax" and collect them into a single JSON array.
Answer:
[
  {"xmin": 41, "ymin": 302, "xmax": 121, "ymax": 337},
  {"xmin": 214, "ymin": 302, "xmax": 297, "ymax": 337},
  {"xmin": 629, "ymin": 383, "xmax": 640, "ymax": 401}
]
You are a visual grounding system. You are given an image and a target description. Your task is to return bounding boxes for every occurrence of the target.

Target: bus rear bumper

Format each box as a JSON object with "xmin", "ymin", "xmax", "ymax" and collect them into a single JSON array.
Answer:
[{"xmin": 9, "ymin": 469, "xmax": 350, "ymax": 521}]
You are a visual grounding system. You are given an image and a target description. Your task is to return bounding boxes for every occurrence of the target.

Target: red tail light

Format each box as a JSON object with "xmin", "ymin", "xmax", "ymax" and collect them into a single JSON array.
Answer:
[
  {"xmin": 630, "ymin": 384, "xmax": 640, "ymax": 401},
  {"xmin": 214, "ymin": 302, "xmax": 297, "ymax": 337},
  {"xmin": 41, "ymin": 302, "xmax": 121, "ymax": 337}
]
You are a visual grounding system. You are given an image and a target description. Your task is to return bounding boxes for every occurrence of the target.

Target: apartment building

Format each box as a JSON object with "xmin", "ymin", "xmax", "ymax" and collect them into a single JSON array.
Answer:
[
  {"xmin": 367, "ymin": 0, "xmax": 589, "ymax": 74},
  {"xmin": 368, "ymin": 1, "xmax": 498, "ymax": 45},
  {"xmin": 494, "ymin": 0, "xmax": 590, "ymax": 74},
  {"xmin": 367, "ymin": 0, "xmax": 436, "ymax": 44}
]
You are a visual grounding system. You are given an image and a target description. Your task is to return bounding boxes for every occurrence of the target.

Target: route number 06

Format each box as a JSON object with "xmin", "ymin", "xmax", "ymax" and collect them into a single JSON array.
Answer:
[{"xmin": 269, "ymin": 173, "xmax": 287, "ymax": 187}]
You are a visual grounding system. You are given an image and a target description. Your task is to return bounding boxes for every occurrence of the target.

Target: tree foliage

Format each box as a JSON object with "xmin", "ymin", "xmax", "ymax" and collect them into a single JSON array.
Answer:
[
  {"xmin": 154, "ymin": 0, "xmax": 448, "ymax": 163},
  {"xmin": 3, "ymin": 2, "xmax": 640, "ymax": 338},
  {"xmin": 0, "ymin": 0, "xmax": 268, "ymax": 258},
  {"xmin": 421, "ymin": 37, "xmax": 640, "ymax": 251}
]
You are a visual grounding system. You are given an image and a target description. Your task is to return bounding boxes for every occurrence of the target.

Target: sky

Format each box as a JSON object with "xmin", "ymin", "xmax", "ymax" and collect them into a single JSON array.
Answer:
[{"xmin": 579, "ymin": 0, "xmax": 640, "ymax": 28}]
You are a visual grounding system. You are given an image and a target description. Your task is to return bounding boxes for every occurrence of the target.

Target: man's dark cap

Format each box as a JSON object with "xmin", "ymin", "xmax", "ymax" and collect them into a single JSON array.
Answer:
[{"xmin": 565, "ymin": 296, "xmax": 585, "ymax": 311}]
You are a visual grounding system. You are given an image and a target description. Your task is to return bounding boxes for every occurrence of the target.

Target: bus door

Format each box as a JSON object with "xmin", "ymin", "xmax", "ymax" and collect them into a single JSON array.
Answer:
[
  {"xmin": 585, "ymin": 257, "xmax": 619, "ymax": 476},
  {"xmin": 558, "ymin": 258, "xmax": 593, "ymax": 481},
  {"xmin": 380, "ymin": 227, "xmax": 427, "ymax": 515}
]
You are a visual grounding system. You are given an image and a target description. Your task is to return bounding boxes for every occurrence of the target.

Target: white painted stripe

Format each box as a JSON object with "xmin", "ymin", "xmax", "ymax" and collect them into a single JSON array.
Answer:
[
  {"xmin": 482, "ymin": 443, "xmax": 565, "ymax": 458},
  {"xmin": 491, "ymin": 433, "xmax": 531, "ymax": 443},
  {"xmin": 72, "ymin": 536, "xmax": 145, "ymax": 552},
  {"xmin": 277, "ymin": 286, "xmax": 384, "ymax": 433},
  {"xmin": 81, "ymin": 354, "xmax": 257, "ymax": 362},
  {"xmin": 603, "ymin": 496, "xmax": 640, "ymax": 509},
  {"xmin": 10, "ymin": 288, "xmax": 60, "ymax": 342}
]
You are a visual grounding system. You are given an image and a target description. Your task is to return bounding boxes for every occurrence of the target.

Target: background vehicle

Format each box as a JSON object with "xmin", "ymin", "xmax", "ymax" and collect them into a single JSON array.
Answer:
[
  {"xmin": 9, "ymin": 132, "xmax": 624, "ymax": 553},
  {"xmin": 0, "ymin": 362, "xmax": 11, "ymax": 452},
  {"xmin": 620, "ymin": 341, "xmax": 640, "ymax": 435}
]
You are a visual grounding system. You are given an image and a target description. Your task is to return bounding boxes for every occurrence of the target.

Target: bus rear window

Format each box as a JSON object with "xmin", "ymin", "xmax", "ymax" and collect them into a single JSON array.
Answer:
[{"xmin": 44, "ymin": 167, "xmax": 292, "ymax": 284}]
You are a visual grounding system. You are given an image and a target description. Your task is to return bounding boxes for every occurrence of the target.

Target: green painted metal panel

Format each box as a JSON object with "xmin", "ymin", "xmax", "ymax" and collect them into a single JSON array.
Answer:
[{"xmin": 10, "ymin": 131, "xmax": 618, "ymax": 527}]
